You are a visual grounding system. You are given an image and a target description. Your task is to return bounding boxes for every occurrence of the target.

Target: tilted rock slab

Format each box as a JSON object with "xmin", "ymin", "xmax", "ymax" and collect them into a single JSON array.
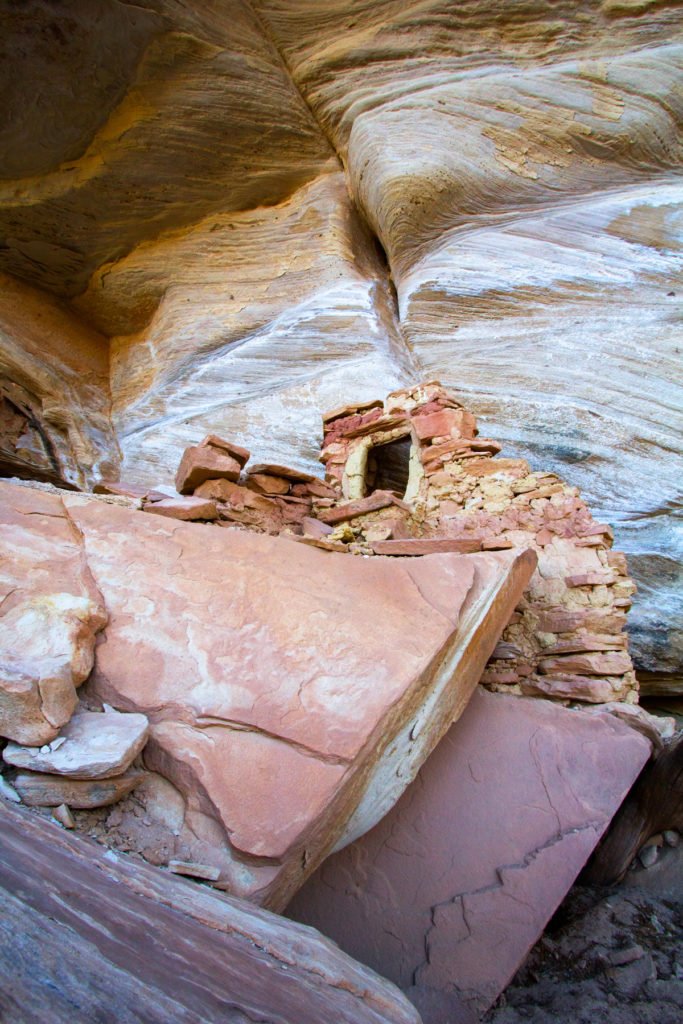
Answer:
[
  {"xmin": 3, "ymin": 708, "xmax": 149, "ymax": 779},
  {"xmin": 0, "ymin": 480, "xmax": 535, "ymax": 910},
  {"xmin": 0, "ymin": 800, "xmax": 422, "ymax": 1024},
  {"xmin": 287, "ymin": 687, "xmax": 652, "ymax": 1018}
]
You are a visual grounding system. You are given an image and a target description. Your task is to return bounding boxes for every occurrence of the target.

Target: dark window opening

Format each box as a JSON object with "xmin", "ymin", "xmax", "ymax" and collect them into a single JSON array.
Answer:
[{"xmin": 365, "ymin": 436, "xmax": 412, "ymax": 497}]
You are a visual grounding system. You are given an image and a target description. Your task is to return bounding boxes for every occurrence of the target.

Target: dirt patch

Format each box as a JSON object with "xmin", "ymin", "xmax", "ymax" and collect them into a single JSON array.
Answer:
[{"xmin": 484, "ymin": 845, "xmax": 682, "ymax": 1024}]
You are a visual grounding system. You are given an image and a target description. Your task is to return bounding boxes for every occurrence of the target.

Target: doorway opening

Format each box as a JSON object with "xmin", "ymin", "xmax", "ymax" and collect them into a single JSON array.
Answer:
[{"xmin": 365, "ymin": 436, "xmax": 412, "ymax": 497}]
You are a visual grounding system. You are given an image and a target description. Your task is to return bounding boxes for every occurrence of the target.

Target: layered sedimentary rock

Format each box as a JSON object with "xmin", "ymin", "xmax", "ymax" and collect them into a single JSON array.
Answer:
[
  {"xmin": 0, "ymin": 801, "xmax": 422, "ymax": 1024},
  {"xmin": 0, "ymin": 273, "xmax": 119, "ymax": 488},
  {"xmin": 250, "ymin": 0, "xmax": 683, "ymax": 680},
  {"xmin": 0, "ymin": 0, "xmax": 336, "ymax": 296},
  {"xmin": 0, "ymin": 479, "xmax": 534, "ymax": 909},
  {"xmin": 0, "ymin": 0, "xmax": 679, "ymax": 678},
  {"xmin": 287, "ymin": 687, "xmax": 652, "ymax": 1017},
  {"xmin": 75, "ymin": 172, "xmax": 410, "ymax": 482}
]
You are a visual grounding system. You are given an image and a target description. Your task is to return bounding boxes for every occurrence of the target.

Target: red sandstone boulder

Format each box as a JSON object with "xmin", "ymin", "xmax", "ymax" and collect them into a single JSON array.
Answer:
[
  {"xmin": 0, "ymin": 593, "xmax": 107, "ymax": 745},
  {"xmin": 175, "ymin": 435, "xmax": 248, "ymax": 494},
  {"xmin": 0, "ymin": 480, "xmax": 535, "ymax": 911},
  {"xmin": 0, "ymin": 801, "xmax": 423, "ymax": 1024},
  {"xmin": 287, "ymin": 688, "xmax": 651, "ymax": 1018},
  {"xmin": 0, "ymin": 656, "xmax": 76, "ymax": 747}
]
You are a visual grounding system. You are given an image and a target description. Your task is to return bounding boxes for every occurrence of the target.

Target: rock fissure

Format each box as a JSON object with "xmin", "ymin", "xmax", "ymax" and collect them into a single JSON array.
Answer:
[{"xmin": 193, "ymin": 715, "xmax": 353, "ymax": 769}]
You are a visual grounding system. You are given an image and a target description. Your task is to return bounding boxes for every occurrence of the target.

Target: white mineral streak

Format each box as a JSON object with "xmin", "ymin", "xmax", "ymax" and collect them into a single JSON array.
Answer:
[
  {"xmin": 76, "ymin": 173, "xmax": 413, "ymax": 480},
  {"xmin": 249, "ymin": 3, "xmax": 682, "ymax": 675}
]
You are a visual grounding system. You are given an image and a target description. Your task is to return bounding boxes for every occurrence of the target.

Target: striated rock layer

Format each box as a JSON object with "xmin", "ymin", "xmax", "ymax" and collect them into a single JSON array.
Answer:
[
  {"xmin": 0, "ymin": 800, "xmax": 422, "ymax": 1024},
  {"xmin": 0, "ymin": 0, "xmax": 680, "ymax": 681}
]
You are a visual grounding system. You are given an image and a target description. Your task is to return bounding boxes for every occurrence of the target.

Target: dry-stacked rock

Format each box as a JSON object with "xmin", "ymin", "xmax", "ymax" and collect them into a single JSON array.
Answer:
[
  {"xmin": 4, "ymin": 708, "xmax": 148, "ymax": 810},
  {"xmin": 316, "ymin": 382, "xmax": 639, "ymax": 707}
]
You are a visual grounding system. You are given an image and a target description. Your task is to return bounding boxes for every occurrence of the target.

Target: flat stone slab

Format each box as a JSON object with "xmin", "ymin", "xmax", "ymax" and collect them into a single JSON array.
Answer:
[
  {"xmin": 370, "ymin": 538, "xmax": 483, "ymax": 556},
  {"xmin": 4, "ymin": 709, "xmax": 149, "ymax": 779},
  {"xmin": 0, "ymin": 801, "xmax": 422, "ymax": 1024},
  {"xmin": 12, "ymin": 767, "xmax": 144, "ymax": 808},
  {"xmin": 0, "ymin": 481, "xmax": 535, "ymax": 910},
  {"xmin": 143, "ymin": 496, "xmax": 218, "ymax": 521},
  {"xmin": 287, "ymin": 688, "xmax": 651, "ymax": 1017}
]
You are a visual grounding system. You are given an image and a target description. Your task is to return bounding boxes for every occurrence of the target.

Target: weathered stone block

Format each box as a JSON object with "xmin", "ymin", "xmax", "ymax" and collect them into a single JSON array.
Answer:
[
  {"xmin": 175, "ymin": 436, "xmax": 244, "ymax": 494},
  {"xmin": 4, "ymin": 708, "xmax": 149, "ymax": 779}
]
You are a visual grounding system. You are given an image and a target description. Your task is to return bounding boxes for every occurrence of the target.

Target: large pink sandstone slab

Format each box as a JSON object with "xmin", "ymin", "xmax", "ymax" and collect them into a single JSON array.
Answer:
[
  {"xmin": 287, "ymin": 688, "xmax": 651, "ymax": 1019},
  {"xmin": 0, "ymin": 481, "xmax": 535, "ymax": 910}
]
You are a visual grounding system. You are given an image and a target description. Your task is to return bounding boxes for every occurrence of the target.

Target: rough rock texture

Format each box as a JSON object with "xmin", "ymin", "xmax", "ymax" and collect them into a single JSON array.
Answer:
[
  {"xmin": 0, "ymin": 479, "xmax": 534, "ymax": 909},
  {"xmin": 0, "ymin": 0, "xmax": 679, "ymax": 682},
  {"xmin": 484, "ymin": 866, "xmax": 683, "ymax": 1024},
  {"xmin": 0, "ymin": 800, "xmax": 423, "ymax": 1024},
  {"xmin": 11, "ymin": 767, "xmax": 144, "ymax": 809},
  {"xmin": 3, "ymin": 708, "xmax": 149, "ymax": 779},
  {"xmin": 315, "ymin": 382, "xmax": 639, "ymax": 707},
  {"xmin": 0, "ymin": 273, "xmax": 119, "ymax": 489},
  {"xmin": 0, "ymin": 656, "xmax": 77, "ymax": 748},
  {"xmin": 287, "ymin": 687, "xmax": 652, "ymax": 1018},
  {"xmin": 0, "ymin": 591, "xmax": 107, "ymax": 746}
]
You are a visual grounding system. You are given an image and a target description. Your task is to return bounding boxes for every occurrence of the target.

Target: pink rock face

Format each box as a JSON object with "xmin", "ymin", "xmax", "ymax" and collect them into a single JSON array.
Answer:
[
  {"xmin": 0, "ymin": 656, "xmax": 77, "ymax": 746},
  {"xmin": 68, "ymin": 498, "xmax": 534, "ymax": 908},
  {"xmin": 0, "ymin": 481, "xmax": 534, "ymax": 909},
  {"xmin": 0, "ymin": 482, "xmax": 101, "ymax": 608},
  {"xmin": 0, "ymin": 801, "xmax": 423, "ymax": 1024},
  {"xmin": 0, "ymin": 487, "xmax": 108, "ymax": 744},
  {"xmin": 287, "ymin": 688, "xmax": 651, "ymax": 1018}
]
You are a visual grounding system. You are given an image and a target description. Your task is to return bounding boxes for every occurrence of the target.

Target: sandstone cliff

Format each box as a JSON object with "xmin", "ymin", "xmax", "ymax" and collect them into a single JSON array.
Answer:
[{"xmin": 0, "ymin": 0, "xmax": 680, "ymax": 682}]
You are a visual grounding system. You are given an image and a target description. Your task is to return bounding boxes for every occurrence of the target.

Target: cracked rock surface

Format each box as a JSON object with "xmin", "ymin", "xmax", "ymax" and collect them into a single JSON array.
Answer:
[
  {"xmin": 484, "ymin": 847, "xmax": 683, "ymax": 1024},
  {"xmin": 287, "ymin": 687, "xmax": 651, "ymax": 1017}
]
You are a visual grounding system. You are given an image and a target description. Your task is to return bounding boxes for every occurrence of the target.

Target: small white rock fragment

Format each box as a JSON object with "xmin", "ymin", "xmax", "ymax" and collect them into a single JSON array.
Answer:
[
  {"xmin": 52, "ymin": 803, "xmax": 75, "ymax": 828},
  {"xmin": 0, "ymin": 774, "xmax": 20, "ymax": 803}
]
